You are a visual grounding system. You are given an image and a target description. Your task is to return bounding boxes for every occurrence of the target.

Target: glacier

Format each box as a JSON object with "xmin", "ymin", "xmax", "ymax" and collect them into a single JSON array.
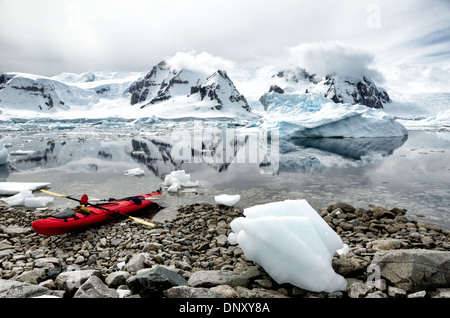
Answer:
[{"xmin": 258, "ymin": 91, "xmax": 408, "ymax": 138}]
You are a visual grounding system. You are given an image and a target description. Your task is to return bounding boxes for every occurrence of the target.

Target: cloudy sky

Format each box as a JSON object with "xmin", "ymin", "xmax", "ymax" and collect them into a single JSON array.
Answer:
[{"xmin": 1, "ymin": 0, "xmax": 449, "ymax": 93}]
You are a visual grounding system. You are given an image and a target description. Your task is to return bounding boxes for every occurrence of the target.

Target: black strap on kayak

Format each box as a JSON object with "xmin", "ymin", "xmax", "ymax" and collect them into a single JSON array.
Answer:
[{"xmin": 130, "ymin": 197, "xmax": 142, "ymax": 205}]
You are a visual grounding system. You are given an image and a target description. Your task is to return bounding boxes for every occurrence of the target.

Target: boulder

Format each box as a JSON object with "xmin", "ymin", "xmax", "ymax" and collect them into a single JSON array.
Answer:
[
  {"xmin": 0, "ymin": 279, "xmax": 49, "ymax": 298},
  {"xmin": 124, "ymin": 253, "xmax": 148, "ymax": 273},
  {"xmin": 55, "ymin": 269, "xmax": 101, "ymax": 294},
  {"xmin": 347, "ymin": 281, "xmax": 371, "ymax": 298},
  {"xmin": 126, "ymin": 266, "xmax": 188, "ymax": 298},
  {"xmin": 371, "ymin": 249, "xmax": 450, "ymax": 292},
  {"xmin": 105, "ymin": 271, "xmax": 131, "ymax": 288},
  {"xmin": 15, "ymin": 268, "xmax": 47, "ymax": 284},
  {"xmin": 74, "ymin": 276, "xmax": 119, "ymax": 298}
]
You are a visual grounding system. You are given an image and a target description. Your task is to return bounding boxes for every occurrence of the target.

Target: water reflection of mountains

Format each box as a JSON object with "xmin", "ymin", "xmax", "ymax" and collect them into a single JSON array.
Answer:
[
  {"xmin": 130, "ymin": 134, "xmax": 408, "ymax": 175},
  {"xmin": 278, "ymin": 135, "xmax": 408, "ymax": 173},
  {"xmin": 3, "ymin": 133, "xmax": 408, "ymax": 179}
]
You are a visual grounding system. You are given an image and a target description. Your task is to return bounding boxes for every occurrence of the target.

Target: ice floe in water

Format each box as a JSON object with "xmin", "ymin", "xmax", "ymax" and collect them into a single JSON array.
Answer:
[{"xmin": 215, "ymin": 194, "xmax": 241, "ymax": 206}]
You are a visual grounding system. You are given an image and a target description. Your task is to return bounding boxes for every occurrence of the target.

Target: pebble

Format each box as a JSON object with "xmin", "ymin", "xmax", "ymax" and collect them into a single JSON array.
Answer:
[{"xmin": 0, "ymin": 202, "xmax": 449, "ymax": 298}]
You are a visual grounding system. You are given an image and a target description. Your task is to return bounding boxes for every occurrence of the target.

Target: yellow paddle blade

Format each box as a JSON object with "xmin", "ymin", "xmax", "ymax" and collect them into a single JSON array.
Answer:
[
  {"xmin": 127, "ymin": 215, "xmax": 155, "ymax": 227},
  {"xmin": 40, "ymin": 189, "xmax": 68, "ymax": 198}
]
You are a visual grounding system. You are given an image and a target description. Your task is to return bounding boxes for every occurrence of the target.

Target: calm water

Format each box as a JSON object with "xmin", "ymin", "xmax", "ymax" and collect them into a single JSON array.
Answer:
[{"xmin": 1, "ymin": 125, "xmax": 449, "ymax": 229}]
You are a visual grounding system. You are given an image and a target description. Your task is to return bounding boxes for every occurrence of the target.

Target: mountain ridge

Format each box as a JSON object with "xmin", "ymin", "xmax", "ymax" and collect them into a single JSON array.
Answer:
[{"xmin": 0, "ymin": 60, "xmax": 390, "ymax": 120}]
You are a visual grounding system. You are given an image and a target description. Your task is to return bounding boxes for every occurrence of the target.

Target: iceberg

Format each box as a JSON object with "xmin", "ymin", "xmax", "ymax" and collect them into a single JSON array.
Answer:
[
  {"xmin": 0, "ymin": 142, "xmax": 9, "ymax": 166},
  {"xmin": 0, "ymin": 182, "xmax": 51, "ymax": 195},
  {"xmin": 1, "ymin": 189, "xmax": 53, "ymax": 208},
  {"xmin": 259, "ymin": 92, "xmax": 408, "ymax": 138},
  {"xmin": 162, "ymin": 170, "xmax": 199, "ymax": 192},
  {"xmin": 215, "ymin": 194, "xmax": 241, "ymax": 206},
  {"xmin": 124, "ymin": 168, "xmax": 145, "ymax": 177},
  {"xmin": 229, "ymin": 199, "xmax": 348, "ymax": 292}
]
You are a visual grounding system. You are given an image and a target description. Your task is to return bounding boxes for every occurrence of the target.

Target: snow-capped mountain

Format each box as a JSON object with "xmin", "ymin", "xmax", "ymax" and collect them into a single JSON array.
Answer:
[
  {"xmin": 0, "ymin": 71, "xmax": 143, "ymax": 117},
  {"xmin": 0, "ymin": 73, "xmax": 70, "ymax": 112},
  {"xmin": 128, "ymin": 61, "xmax": 252, "ymax": 116},
  {"xmin": 259, "ymin": 67, "xmax": 390, "ymax": 109},
  {"xmin": 0, "ymin": 62, "xmax": 254, "ymax": 120}
]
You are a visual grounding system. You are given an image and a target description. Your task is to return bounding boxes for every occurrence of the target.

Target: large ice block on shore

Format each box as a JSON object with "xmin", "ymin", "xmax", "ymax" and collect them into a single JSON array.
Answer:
[{"xmin": 229, "ymin": 199, "xmax": 347, "ymax": 292}]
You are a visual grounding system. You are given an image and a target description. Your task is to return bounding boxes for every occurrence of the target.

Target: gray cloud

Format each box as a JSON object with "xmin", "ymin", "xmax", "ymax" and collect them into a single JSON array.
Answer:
[{"xmin": 0, "ymin": 0, "xmax": 449, "ymax": 81}]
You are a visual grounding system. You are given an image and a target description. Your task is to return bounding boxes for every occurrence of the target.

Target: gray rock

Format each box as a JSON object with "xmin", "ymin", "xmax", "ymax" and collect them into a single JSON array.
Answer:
[
  {"xmin": 4, "ymin": 225, "xmax": 32, "ymax": 237},
  {"xmin": 328, "ymin": 203, "xmax": 356, "ymax": 214},
  {"xmin": 163, "ymin": 285, "xmax": 225, "ymax": 298},
  {"xmin": 387, "ymin": 286, "xmax": 407, "ymax": 298},
  {"xmin": 34, "ymin": 257, "xmax": 61, "ymax": 268},
  {"xmin": 143, "ymin": 242, "xmax": 163, "ymax": 252},
  {"xmin": 15, "ymin": 268, "xmax": 46, "ymax": 284},
  {"xmin": 55, "ymin": 269, "xmax": 101, "ymax": 294},
  {"xmin": 368, "ymin": 239, "xmax": 407, "ymax": 250},
  {"xmin": 333, "ymin": 257, "xmax": 367, "ymax": 277},
  {"xmin": 105, "ymin": 271, "xmax": 131, "ymax": 288},
  {"xmin": 407, "ymin": 290, "xmax": 427, "ymax": 298},
  {"xmin": 0, "ymin": 279, "xmax": 49, "ymax": 298},
  {"xmin": 348, "ymin": 282, "xmax": 371, "ymax": 298},
  {"xmin": 188, "ymin": 270, "xmax": 250, "ymax": 288},
  {"xmin": 124, "ymin": 253, "xmax": 148, "ymax": 273},
  {"xmin": 371, "ymin": 249, "xmax": 450, "ymax": 292},
  {"xmin": 216, "ymin": 234, "xmax": 228, "ymax": 246},
  {"xmin": 429, "ymin": 288, "xmax": 450, "ymax": 298},
  {"xmin": 126, "ymin": 266, "xmax": 188, "ymax": 298},
  {"xmin": 74, "ymin": 276, "xmax": 119, "ymax": 298},
  {"xmin": 210, "ymin": 285, "xmax": 240, "ymax": 298}
]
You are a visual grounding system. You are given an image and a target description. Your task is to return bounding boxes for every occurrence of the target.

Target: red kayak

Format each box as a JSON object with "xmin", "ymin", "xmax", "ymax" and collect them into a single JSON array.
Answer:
[{"xmin": 32, "ymin": 189, "xmax": 162, "ymax": 236}]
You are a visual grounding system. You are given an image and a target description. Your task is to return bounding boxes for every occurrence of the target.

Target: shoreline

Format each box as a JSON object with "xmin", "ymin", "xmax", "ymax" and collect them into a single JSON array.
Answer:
[{"xmin": 0, "ymin": 201, "xmax": 449, "ymax": 298}]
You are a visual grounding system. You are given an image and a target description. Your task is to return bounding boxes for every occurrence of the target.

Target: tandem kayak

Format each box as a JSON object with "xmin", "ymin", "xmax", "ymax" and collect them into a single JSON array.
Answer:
[{"xmin": 32, "ymin": 189, "xmax": 162, "ymax": 236}]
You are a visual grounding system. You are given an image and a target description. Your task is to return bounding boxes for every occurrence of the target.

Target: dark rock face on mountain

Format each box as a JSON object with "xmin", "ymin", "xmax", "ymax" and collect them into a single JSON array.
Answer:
[
  {"xmin": 128, "ymin": 61, "xmax": 251, "ymax": 113},
  {"xmin": 323, "ymin": 75, "xmax": 390, "ymax": 109},
  {"xmin": 128, "ymin": 61, "xmax": 171, "ymax": 105},
  {"xmin": 190, "ymin": 70, "xmax": 251, "ymax": 112},
  {"xmin": 0, "ymin": 74, "xmax": 67, "ymax": 111},
  {"xmin": 269, "ymin": 67, "xmax": 390, "ymax": 109}
]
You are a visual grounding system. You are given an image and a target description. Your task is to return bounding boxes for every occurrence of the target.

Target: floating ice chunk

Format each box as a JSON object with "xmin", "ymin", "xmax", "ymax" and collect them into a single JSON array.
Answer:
[
  {"xmin": 1, "ymin": 189, "xmax": 53, "ymax": 208},
  {"xmin": 0, "ymin": 182, "xmax": 51, "ymax": 195},
  {"xmin": 229, "ymin": 199, "xmax": 347, "ymax": 293},
  {"xmin": 167, "ymin": 182, "xmax": 181, "ymax": 193},
  {"xmin": 0, "ymin": 142, "xmax": 9, "ymax": 166},
  {"xmin": 163, "ymin": 170, "xmax": 199, "ymax": 192},
  {"xmin": 9, "ymin": 150, "xmax": 36, "ymax": 156},
  {"xmin": 215, "ymin": 194, "xmax": 241, "ymax": 206},
  {"xmin": 124, "ymin": 168, "xmax": 145, "ymax": 177}
]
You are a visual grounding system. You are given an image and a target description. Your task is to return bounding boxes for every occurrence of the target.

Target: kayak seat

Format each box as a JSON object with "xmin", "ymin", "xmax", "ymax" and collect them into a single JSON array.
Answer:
[{"xmin": 51, "ymin": 210, "xmax": 78, "ymax": 222}]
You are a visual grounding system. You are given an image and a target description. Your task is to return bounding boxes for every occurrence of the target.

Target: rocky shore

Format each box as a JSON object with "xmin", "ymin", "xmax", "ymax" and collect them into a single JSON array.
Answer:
[{"xmin": 0, "ymin": 201, "xmax": 450, "ymax": 299}]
